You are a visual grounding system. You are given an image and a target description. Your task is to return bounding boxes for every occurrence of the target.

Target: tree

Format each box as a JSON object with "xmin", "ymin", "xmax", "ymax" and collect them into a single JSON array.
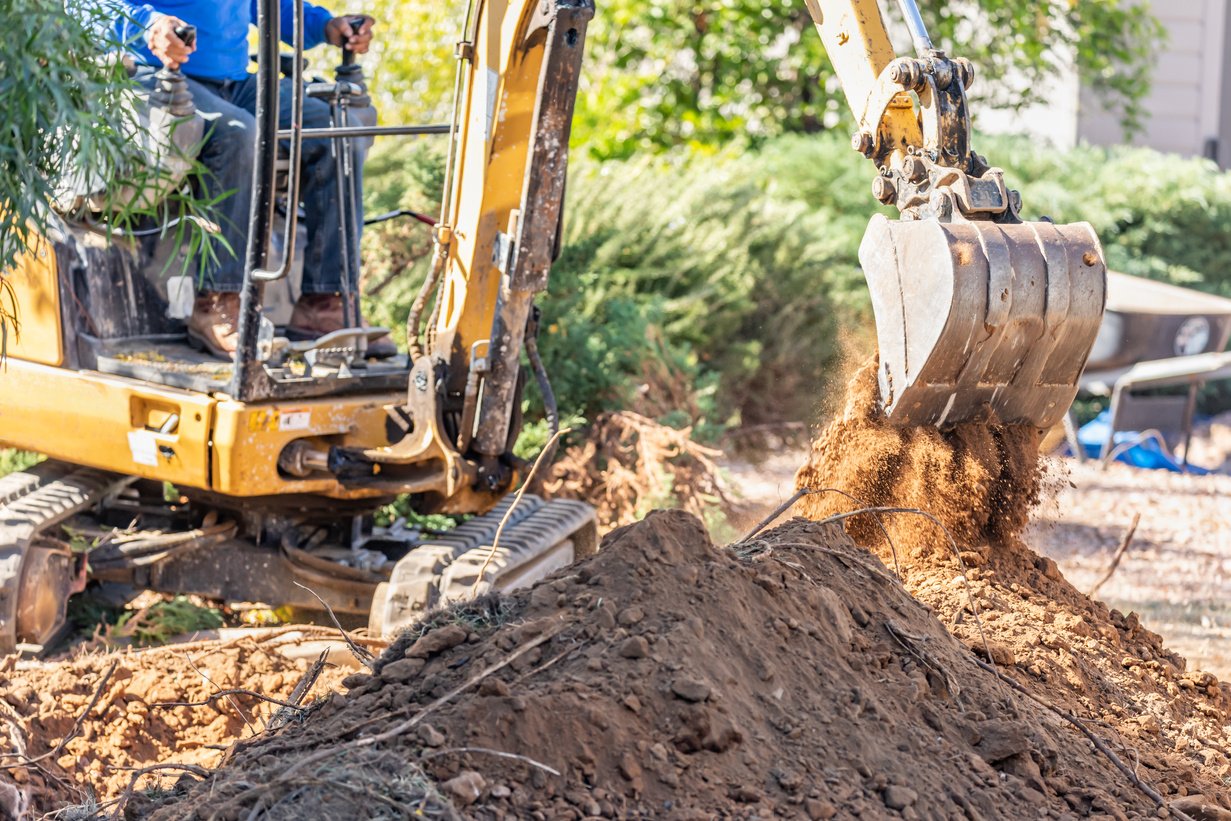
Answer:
[{"xmin": 569, "ymin": 0, "xmax": 1162, "ymax": 158}]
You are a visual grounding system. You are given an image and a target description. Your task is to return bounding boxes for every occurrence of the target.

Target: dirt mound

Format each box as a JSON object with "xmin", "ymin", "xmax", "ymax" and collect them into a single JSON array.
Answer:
[
  {"xmin": 543, "ymin": 411, "xmax": 733, "ymax": 530},
  {"xmin": 794, "ymin": 359, "xmax": 1043, "ymax": 551},
  {"xmin": 141, "ymin": 510, "xmax": 1224, "ymax": 820},
  {"xmin": 0, "ymin": 629, "xmax": 358, "ymax": 817},
  {"xmin": 791, "ymin": 359, "xmax": 1231, "ymax": 814}
]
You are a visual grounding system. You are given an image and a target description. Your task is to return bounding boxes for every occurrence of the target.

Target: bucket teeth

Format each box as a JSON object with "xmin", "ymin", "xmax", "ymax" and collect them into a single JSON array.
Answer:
[{"xmin": 859, "ymin": 213, "xmax": 1107, "ymax": 429}]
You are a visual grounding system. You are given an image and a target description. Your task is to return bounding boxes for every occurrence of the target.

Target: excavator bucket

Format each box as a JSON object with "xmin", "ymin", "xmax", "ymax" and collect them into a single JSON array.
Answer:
[{"xmin": 859, "ymin": 213, "xmax": 1107, "ymax": 429}]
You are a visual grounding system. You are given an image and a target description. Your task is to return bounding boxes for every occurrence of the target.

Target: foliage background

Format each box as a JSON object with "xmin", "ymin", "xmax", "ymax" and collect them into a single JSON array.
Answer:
[
  {"xmin": 362, "ymin": 132, "xmax": 1231, "ymax": 436},
  {"xmin": 357, "ymin": 0, "xmax": 1161, "ymax": 157}
]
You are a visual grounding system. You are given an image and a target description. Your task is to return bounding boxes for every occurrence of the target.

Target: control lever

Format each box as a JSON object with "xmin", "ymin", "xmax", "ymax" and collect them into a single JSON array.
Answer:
[
  {"xmin": 153, "ymin": 25, "xmax": 198, "ymax": 117},
  {"xmin": 341, "ymin": 15, "xmax": 365, "ymax": 65},
  {"xmin": 173, "ymin": 24, "xmax": 197, "ymax": 52}
]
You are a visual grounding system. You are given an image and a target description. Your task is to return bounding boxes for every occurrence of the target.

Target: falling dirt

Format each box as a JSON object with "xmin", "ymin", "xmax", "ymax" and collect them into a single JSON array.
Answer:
[
  {"xmin": 132, "ymin": 511, "xmax": 1231, "ymax": 820},
  {"xmin": 0, "ymin": 630, "xmax": 358, "ymax": 817},
  {"xmin": 792, "ymin": 356, "xmax": 1231, "ymax": 814},
  {"xmin": 794, "ymin": 358, "xmax": 1046, "ymax": 553}
]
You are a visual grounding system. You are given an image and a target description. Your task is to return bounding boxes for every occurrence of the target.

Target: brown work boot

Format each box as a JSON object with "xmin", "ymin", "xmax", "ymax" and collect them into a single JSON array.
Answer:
[
  {"xmin": 288, "ymin": 293, "xmax": 397, "ymax": 359},
  {"xmin": 186, "ymin": 291, "xmax": 240, "ymax": 359}
]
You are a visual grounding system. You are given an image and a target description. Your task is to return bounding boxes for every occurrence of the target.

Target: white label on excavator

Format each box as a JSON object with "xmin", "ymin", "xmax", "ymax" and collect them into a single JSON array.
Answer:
[
  {"xmin": 470, "ymin": 67, "xmax": 499, "ymax": 144},
  {"xmin": 279, "ymin": 410, "xmax": 311, "ymax": 431},
  {"xmin": 127, "ymin": 430, "xmax": 159, "ymax": 467}
]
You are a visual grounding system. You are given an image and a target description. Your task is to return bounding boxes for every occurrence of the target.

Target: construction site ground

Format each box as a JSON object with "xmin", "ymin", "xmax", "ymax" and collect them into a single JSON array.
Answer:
[{"xmin": 3, "ymin": 392, "xmax": 1231, "ymax": 819}]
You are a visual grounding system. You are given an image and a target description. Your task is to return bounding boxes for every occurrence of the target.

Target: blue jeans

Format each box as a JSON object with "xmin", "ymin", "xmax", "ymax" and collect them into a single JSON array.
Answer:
[{"xmin": 137, "ymin": 68, "xmax": 360, "ymax": 294}]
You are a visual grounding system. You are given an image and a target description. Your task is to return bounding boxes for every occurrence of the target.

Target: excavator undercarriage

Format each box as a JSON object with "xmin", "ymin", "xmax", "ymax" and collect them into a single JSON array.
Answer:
[
  {"xmin": 0, "ymin": 460, "xmax": 596, "ymax": 653},
  {"xmin": 1, "ymin": 0, "xmax": 1108, "ymax": 655}
]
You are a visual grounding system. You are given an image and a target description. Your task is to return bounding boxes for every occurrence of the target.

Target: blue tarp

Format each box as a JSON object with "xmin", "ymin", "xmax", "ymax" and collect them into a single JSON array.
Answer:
[{"xmin": 1074, "ymin": 410, "xmax": 1211, "ymax": 474}]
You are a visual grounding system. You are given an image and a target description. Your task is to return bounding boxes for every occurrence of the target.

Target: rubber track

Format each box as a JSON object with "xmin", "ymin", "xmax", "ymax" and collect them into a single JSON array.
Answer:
[
  {"xmin": 0, "ymin": 463, "xmax": 129, "ymax": 654},
  {"xmin": 374, "ymin": 494, "xmax": 597, "ymax": 636}
]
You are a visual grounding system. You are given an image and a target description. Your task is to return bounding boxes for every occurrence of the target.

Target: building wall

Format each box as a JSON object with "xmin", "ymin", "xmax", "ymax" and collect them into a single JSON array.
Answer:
[
  {"xmin": 978, "ymin": 0, "xmax": 1231, "ymax": 167},
  {"xmin": 1078, "ymin": 0, "xmax": 1228, "ymax": 164}
]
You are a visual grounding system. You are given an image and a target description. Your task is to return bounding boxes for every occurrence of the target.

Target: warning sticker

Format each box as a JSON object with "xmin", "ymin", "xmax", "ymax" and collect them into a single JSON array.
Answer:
[
  {"xmin": 279, "ymin": 410, "xmax": 311, "ymax": 431},
  {"xmin": 248, "ymin": 410, "xmax": 278, "ymax": 432},
  {"xmin": 127, "ymin": 430, "xmax": 159, "ymax": 467},
  {"xmin": 247, "ymin": 409, "xmax": 312, "ymax": 432}
]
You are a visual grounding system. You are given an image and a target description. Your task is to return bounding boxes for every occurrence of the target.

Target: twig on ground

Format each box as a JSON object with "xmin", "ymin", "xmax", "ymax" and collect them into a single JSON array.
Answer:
[
  {"xmin": 736, "ymin": 487, "xmax": 902, "ymax": 578},
  {"xmin": 149, "ymin": 689, "xmax": 308, "ymax": 711},
  {"xmin": 885, "ymin": 620, "xmax": 962, "ymax": 701},
  {"xmin": 292, "ymin": 581, "xmax": 376, "ymax": 670},
  {"xmin": 1087, "ymin": 513, "xmax": 1141, "ymax": 599},
  {"xmin": 268, "ymin": 649, "xmax": 329, "ymax": 731},
  {"xmin": 968, "ymin": 655, "xmax": 1195, "ymax": 821},
  {"xmin": 423, "ymin": 746, "xmax": 561, "ymax": 776},
  {"xmin": 184, "ymin": 651, "xmax": 257, "ymax": 737},
  {"xmin": 472, "ymin": 428, "xmax": 572, "ymax": 597},
  {"xmin": 511, "ymin": 639, "xmax": 586, "ymax": 685},
  {"xmin": 0, "ymin": 659, "xmax": 118, "ymax": 770},
  {"xmin": 128, "ymin": 624, "xmax": 387, "ymax": 657},
  {"xmin": 112, "ymin": 762, "xmax": 211, "ymax": 819},
  {"xmin": 281, "ymin": 628, "xmax": 561, "ymax": 780},
  {"xmin": 814, "ymin": 506, "xmax": 997, "ymax": 677}
]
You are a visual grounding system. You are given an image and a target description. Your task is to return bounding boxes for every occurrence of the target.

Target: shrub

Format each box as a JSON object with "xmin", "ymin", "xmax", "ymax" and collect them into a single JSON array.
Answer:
[{"xmin": 359, "ymin": 133, "xmax": 1231, "ymax": 435}]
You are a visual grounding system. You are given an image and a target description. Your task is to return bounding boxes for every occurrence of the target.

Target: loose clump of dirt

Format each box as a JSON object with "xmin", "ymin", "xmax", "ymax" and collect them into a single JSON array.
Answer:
[
  {"xmin": 543, "ymin": 411, "xmax": 733, "ymax": 530},
  {"xmin": 140, "ymin": 510, "xmax": 1230, "ymax": 820},
  {"xmin": 794, "ymin": 358, "xmax": 1045, "ymax": 552},
  {"xmin": 0, "ymin": 631, "xmax": 354, "ymax": 818}
]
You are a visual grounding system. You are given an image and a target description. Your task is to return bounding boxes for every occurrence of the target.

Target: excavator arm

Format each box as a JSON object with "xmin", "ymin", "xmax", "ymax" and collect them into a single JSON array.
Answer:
[
  {"xmin": 804, "ymin": 0, "xmax": 1108, "ymax": 429},
  {"xmin": 336, "ymin": 0, "xmax": 593, "ymax": 511}
]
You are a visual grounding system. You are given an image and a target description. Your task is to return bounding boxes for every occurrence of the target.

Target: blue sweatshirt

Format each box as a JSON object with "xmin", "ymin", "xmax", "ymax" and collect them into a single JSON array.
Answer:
[{"xmin": 103, "ymin": 0, "xmax": 335, "ymax": 82}]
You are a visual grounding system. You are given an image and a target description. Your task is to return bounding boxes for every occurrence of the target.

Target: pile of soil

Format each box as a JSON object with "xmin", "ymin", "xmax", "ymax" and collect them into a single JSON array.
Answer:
[
  {"xmin": 793, "ymin": 358, "xmax": 1231, "ymax": 814},
  {"xmin": 142, "ymin": 510, "xmax": 1228, "ymax": 820},
  {"xmin": 0, "ymin": 629, "xmax": 356, "ymax": 817},
  {"xmin": 543, "ymin": 411, "xmax": 733, "ymax": 530}
]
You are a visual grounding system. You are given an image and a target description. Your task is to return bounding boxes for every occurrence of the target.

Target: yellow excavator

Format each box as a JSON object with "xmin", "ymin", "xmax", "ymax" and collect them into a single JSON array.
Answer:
[{"xmin": 0, "ymin": 0, "xmax": 1105, "ymax": 654}]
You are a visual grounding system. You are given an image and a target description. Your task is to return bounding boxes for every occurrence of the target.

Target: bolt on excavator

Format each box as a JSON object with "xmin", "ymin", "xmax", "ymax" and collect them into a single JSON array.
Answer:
[{"xmin": 0, "ymin": 0, "xmax": 1105, "ymax": 654}]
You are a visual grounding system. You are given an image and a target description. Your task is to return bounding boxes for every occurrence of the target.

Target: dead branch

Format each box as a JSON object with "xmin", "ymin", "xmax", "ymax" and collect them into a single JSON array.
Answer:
[
  {"xmin": 268, "ymin": 649, "xmax": 329, "ymax": 731},
  {"xmin": 112, "ymin": 762, "xmax": 212, "ymax": 819},
  {"xmin": 279, "ymin": 627, "xmax": 562, "ymax": 781},
  {"xmin": 423, "ymin": 746, "xmax": 562, "ymax": 776},
  {"xmin": 128, "ymin": 624, "xmax": 387, "ymax": 657},
  {"xmin": 149, "ymin": 689, "xmax": 308, "ymax": 711},
  {"xmin": 813, "ymin": 505, "xmax": 997, "ymax": 677},
  {"xmin": 736, "ymin": 487, "xmax": 903, "ymax": 578},
  {"xmin": 968, "ymin": 655, "xmax": 1195, "ymax": 821},
  {"xmin": 184, "ymin": 650, "xmax": 256, "ymax": 737},
  {"xmin": 1087, "ymin": 513, "xmax": 1142, "ymax": 599},
  {"xmin": 0, "ymin": 658, "xmax": 118, "ymax": 770},
  {"xmin": 292, "ymin": 581, "xmax": 377, "ymax": 670}
]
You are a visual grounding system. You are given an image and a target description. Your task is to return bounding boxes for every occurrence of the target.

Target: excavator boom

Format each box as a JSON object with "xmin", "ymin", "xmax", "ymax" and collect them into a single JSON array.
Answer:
[{"xmin": 806, "ymin": 0, "xmax": 1107, "ymax": 428}]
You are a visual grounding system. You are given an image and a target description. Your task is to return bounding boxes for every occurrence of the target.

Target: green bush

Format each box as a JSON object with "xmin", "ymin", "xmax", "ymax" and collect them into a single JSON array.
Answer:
[{"xmin": 360, "ymin": 133, "xmax": 1231, "ymax": 433}]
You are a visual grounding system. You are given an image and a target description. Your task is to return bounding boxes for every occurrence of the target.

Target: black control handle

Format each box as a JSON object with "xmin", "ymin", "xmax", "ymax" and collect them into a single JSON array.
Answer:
[
  {"xmin": 341, "ymin": 15, "xmax": 366, "ymax": 65},
  {"xmin": 173, "ymin": 24, "xmax": 196, "ymax": 49}
]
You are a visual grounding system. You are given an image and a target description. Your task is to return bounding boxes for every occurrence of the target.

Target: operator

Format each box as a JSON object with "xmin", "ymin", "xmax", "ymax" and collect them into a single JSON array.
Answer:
[{"xmin": 102, "ymin": 0, "xmax": 396, "ymax": 358}]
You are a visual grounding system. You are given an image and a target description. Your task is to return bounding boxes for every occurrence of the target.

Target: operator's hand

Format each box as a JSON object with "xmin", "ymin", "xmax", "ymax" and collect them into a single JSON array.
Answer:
[
  {"xmin": 146, "ymin": 15, "xmax": 195, "ymax": 69},
  {"xmin": 325, "ymin": 14, "xmax": 375, "ymax": 54}
]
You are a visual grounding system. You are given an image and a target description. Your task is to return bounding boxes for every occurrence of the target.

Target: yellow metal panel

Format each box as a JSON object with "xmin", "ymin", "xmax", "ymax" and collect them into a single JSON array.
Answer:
[
  {"xmin": 210, "ymin": 395, "xmax": 401, "ymax": 499},
  {"xmin": 437, "ymin": 0, "xmax": 549, "ymax": 387},
  {"xmin": 807, "ymin": 0, "xmax": 897, "ymax": 123},
  {"xmin": 5, "ymin": 241, "xmax": 63, "ymax": 366},
  {"xmin": 0, "ymin": 361, "xmax": 213, "ymax": 486}
]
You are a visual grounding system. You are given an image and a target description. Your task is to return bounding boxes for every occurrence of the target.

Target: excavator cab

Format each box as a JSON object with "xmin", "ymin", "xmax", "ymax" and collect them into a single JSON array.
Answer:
[
  {"xmin": 808, "ymin": 0, "xmax": 1107, "ymax": 428},
  {"xmin": 0, "ymin": 0, "xmax": 598, "ymax": 653}
]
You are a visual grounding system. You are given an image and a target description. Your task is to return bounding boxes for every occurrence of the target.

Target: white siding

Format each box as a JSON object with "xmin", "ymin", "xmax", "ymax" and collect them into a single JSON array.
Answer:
[
  {"xmin": 979, "ymin": 0, "xmax": 1231, "ymax": 166},
  {"xmin": 1077, "ymin": 0, "xmax": 1227, "ymax": 161}
]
